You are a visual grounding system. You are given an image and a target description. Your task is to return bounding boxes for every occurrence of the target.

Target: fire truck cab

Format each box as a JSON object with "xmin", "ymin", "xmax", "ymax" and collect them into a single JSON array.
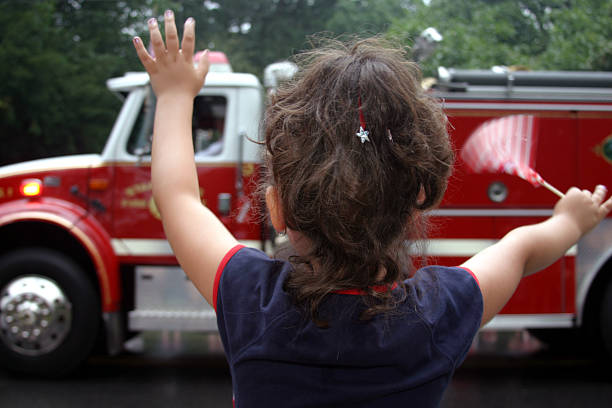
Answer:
[
  {"xmin": 0, "ymin": 64, "xmax": 611, "ymax": 376},
  {"xmin": 0, "ymin": 61, "xmax": 265, "ymax": 375}
]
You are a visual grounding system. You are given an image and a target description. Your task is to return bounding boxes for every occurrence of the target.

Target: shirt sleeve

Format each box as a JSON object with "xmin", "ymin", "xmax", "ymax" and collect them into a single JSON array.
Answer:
[
  {"xmin": 412, "ymin": 266, "xmax": 483, "ymax": 367},
  {"xmin": 214, "ymin": 246, "xmax": 291, "ymax": 362},
  {"xmin": 213, "ymin": 244, "xmax": 245, "ymax": 312}
]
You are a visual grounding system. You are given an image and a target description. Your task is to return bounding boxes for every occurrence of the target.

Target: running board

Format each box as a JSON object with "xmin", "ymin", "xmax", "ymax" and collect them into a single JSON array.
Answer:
[
  {"xmin": 128, "ymin": 310, "xmax": 218, "ymax": 332},
  {"xmin": 481, "ymin": 313, "xmax": 575, "ymax": 331}
]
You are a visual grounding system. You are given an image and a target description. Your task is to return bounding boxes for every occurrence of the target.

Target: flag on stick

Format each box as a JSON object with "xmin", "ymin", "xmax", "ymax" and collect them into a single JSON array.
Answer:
[{"xmin": 460, "ymin": 114, "xmax": 564, "ymax": 198}]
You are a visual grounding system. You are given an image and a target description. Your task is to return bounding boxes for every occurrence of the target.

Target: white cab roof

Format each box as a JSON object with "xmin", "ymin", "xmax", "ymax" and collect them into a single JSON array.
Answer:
[{"xmin": 107, "ymin": 71, "xmax": 261, "ymax": 92}]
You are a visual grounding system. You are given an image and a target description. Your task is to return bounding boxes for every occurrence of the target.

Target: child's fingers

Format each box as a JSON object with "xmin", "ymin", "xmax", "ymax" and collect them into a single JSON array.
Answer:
[
  {"xmin": 565, "ymin": 186, "xmax": 580, "ymax": 196},
  {"xmin": 181, "ymin": 18, "xmax": 196, "ymax": 61},
  {"xmin": 592, "ymin": 185, "xmax": 607, "ymax": 206},
  {"xmin": 164, "ymin": 10, "xmax": 179, "ymax": 57},
  {"xmin": 600, "ymin": 193, "xmax": 612, "ymax": 217},
  {"xmin": 148, "ymin": 18, "xmax": 166, "ymax": 63},
  {"xmin": 132, "ymin": 36, "xmax": 157, "ymax": 74},
  {"xmin": 195, "ymin": 49, "xmax": 210, "ymax": 80}
]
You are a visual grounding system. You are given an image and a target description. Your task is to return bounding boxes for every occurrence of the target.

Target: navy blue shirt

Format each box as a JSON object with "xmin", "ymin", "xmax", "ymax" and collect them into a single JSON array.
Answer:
[{"xmin": 215, "ymin": 245, "xmax": 483, "ymax": 407}]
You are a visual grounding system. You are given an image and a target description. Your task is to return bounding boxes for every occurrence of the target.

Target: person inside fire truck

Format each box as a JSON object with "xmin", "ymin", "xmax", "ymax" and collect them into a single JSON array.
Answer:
[
  {"xmin": 193, "ymin": 95, "xmax": 226, "ymax": 157},
  {"xmin": 132, "ymin": 11, "xmax": 612, "ymax": 407}
]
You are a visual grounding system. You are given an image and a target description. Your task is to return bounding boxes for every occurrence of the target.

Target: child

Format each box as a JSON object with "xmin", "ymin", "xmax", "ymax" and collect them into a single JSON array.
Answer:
[{"xmin": 133, "ymin": 11, "xmax": 612, "ymax": 407}]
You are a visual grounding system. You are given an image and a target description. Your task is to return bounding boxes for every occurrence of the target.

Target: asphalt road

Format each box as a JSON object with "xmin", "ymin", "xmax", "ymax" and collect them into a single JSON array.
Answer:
[{"xmin": 1, "ymin": 331, "xmax": 611, "ymax": 408}]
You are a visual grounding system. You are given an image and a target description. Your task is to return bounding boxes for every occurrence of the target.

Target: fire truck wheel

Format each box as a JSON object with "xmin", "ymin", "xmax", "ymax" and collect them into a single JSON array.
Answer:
[
  {"xmin": 0, "ymin": 248, "xmax": 100, "ymax": 377},
  {"xmin": 601, "ymin": 278, "xmax": 612, "ymax": 359},
  {"xmin": 527, "ymin": 328, "xmax": 584, "ymax": 351}
]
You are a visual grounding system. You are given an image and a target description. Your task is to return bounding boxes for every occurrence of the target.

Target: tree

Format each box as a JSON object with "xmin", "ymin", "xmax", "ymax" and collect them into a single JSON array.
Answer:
[
  {"xmin": 175, "ymin": 0, "xmax": 413, "ymax": 75},
  {"xmin": 324, "ymin": 0, "xmax": 412, "ymax": 37},
  {"xmin": 177, "ymin": 0, "xmax": 341, "ymax": 75},
  {"xmin": 387, "ymin": 0, "xmax": 611, "ymax": 76},
  {"xmin": 0, "ymin": 0, "xmax": 150, "ymax": 165},
  {"xmin": 541, "ymin": 0, "xmax": 612, "ymax": 70}
]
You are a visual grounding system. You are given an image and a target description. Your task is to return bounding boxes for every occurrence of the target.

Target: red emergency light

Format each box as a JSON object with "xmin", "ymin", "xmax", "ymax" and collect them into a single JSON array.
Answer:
[
  {"xmin": 20, "ymin": 178, "xmax": 43, "ymax": 197},
  {"xmin": 194, "ymin": 51, "xmax": 232, "ymax": 73}
]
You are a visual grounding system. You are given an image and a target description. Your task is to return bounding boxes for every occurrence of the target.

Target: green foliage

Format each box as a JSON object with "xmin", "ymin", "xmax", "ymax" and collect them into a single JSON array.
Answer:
[
  {"xmin": 325, "ymin": 0, "xmax": 412, "ymax": 37},
  {"xmin": 0, "ymin": 0, "xmax": 142, "ymax": 165},
  {"xmin": 541, "ymin": 0, "xmax": 612, "ymax": 70},
  {"xmin": 175, "ymin": 0, "xmax": 342, "ymax": 75},
  {"xmin": 0, "ymin": 0, "xmax": 609, "ymax": 165},
  {"xmin": 159, "ymin": 0, "xmax": 412, "ymax": 75},
  {"xmin": 388, "ymin": 0, "xmax": 612, "ymax": 76}
]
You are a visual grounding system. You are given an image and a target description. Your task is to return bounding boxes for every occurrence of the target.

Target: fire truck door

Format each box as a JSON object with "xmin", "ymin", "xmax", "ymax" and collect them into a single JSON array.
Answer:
[
  {"xmin": 111, "ymin": 87, "xmax": 241, "ymax": 259},
  {"xmin": 112, "ymin": 87, "xmax": 164, "ymax": 246},
  {"xmin": 193, "ymin": 90, "xmax": 239, "ymax": 232}
]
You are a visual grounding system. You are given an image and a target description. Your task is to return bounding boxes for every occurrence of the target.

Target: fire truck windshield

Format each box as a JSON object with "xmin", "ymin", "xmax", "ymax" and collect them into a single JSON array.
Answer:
[
  {"xmin": 127, "ymin": 87, "xmax": 156, "ymax": 156},
  {"xmin": 126, "ymin": 88, "xmax": 228, "ymax": 158}
]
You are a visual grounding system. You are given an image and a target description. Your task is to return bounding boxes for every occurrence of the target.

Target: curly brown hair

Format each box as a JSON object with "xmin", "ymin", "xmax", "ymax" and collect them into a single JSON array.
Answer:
[{"xmin": 263, "ymin": 37, "xmax": 453, "ymax": 325}]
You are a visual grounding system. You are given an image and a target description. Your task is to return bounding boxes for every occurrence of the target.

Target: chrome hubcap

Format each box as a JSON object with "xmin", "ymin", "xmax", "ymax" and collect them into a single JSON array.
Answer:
[{"xmin": 0, "ymin": 275, "xmax": 72, "ymax": 356}]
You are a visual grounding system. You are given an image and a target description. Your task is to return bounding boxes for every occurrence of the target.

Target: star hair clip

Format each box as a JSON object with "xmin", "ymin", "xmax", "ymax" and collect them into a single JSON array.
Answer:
[
  {"xmin": 356, "ymin": 97, "xmax": 395, "ymax": 144},
  {"xmin": 356, "ymin": 97, "xmax": 370, "ymax": 144}
]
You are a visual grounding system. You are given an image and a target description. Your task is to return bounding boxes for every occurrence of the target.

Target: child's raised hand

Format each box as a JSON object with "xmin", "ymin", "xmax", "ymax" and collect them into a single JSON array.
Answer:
[
  {"xmin": 132, "ymin": 11, "xmax": 209, "ymax": 100},
  {"xmin": 553, "ymin": 185, "xmax": 612, "ymax": 236}
]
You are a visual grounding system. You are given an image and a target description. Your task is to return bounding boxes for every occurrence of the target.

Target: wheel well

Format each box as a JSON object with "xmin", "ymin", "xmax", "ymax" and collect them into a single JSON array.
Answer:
[
  {"xmin": 0, "ymin": 221, "xmax": 99, "ymax": 293},
  {"xmin": 581, "ymin": 256, "xmax": 612, "ymax": 346}
]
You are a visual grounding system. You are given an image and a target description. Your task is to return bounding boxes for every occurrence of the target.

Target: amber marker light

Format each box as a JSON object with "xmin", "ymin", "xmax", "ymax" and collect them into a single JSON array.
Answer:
[
  {"xmin": 20, "ymin": 179, "xmax": 43, "ymax": 197},
  {"xmin": 88, "ymin": 178, "xmax": 109, "ymax": 191}
]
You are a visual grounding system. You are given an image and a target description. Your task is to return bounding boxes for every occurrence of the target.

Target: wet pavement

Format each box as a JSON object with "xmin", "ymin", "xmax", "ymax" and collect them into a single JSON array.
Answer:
[
  {"xmin": 1, "ymin": 330, "xmax": 611, "ymax": 407},
  {"xmin": 442, "ymin": 331, "xmax": 612, "ymax": 407}
]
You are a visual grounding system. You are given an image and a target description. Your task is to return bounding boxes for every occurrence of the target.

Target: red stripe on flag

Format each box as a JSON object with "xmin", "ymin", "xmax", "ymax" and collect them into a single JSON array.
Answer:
[{"xmin": 460, "ymin": 114, "xmax": 542, "ymax": 187}]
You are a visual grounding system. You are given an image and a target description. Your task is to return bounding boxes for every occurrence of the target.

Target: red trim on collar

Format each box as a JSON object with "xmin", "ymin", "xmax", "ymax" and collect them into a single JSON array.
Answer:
[
  {"xmin": 213, "ymin": 244, "xmax": 246, "ymax": 312},
  {"xmin": 333, "ymin": 282, "xmax": 398, "ymax": 295}
]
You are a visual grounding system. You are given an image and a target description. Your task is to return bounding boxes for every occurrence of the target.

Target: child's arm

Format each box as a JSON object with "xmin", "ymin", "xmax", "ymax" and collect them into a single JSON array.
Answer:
[
  {"xmin": 461, "ymin": 185, "xmax": 612, "ymax": 326},
  {"xmin": 133, "ymin": 12, "xmax": 238, "ymax": 306}
]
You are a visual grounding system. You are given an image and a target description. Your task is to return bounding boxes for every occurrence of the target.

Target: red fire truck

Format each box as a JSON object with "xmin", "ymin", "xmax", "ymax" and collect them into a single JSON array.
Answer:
[{"xmin": 0, "ymin": 63, "xmax": 611, "ymax": 376}]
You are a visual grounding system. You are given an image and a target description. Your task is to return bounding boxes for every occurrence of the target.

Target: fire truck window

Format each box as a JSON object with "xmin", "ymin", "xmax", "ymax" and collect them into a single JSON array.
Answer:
[
  {"xmin": 127, "ymin": 88, "xmax": 156, "ymax": 156},
  {"xmin": 193, "ymin": 95, "xmax": 226, "ymax": 158}
]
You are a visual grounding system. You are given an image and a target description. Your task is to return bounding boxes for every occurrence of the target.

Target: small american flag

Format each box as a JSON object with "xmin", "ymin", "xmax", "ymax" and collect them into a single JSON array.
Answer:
[{"xmin": 460, "ymin": 114, "xmax": 564, "ymax": 197}]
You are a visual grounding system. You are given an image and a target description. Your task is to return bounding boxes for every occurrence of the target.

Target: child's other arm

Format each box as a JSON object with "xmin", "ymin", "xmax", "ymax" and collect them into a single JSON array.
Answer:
[
  {"xmin": 461, "ymin": 185, "xmax": 612, "ymax": 326},
  {"xmin": 133, "ymin": 12, "xmax": 238, "ymax": 307}
]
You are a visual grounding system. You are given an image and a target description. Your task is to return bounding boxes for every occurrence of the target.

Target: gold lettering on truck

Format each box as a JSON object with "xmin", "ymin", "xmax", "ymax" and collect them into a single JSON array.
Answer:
[
  {"xmin": 242, "ymin": 163, "xmax": 255, "ymax": 178},
  {"xmin": 124, "ymin": 182, "xmax": 152, "ymax": 198},
  {"xmin": 121, "ymin": 181, "xmax": 206, "ymax": 220},
  {"xmin": 148, "ymin": 197, "xmax": 161, "ymax": 220},
  {"xmin": 120, "ymin": 199, "xmax": 147, "ymax": 208}
]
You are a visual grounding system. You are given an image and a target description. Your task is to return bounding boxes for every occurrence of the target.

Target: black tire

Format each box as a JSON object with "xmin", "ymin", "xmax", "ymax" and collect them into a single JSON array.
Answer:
[
  {"xmin": 0, "ymin": 248, "xmax": 100, "ymax": 377},
  {"xmin": 527, "ymin": 328, "xmax": 585, "ymax": 352},
  {"xmin": 600, "ymin": 278, "xmax": 612, "ymax": 359}
]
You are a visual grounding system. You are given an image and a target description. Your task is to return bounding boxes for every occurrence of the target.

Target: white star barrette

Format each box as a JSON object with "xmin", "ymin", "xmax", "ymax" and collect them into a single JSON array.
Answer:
[
  {"xmin": 356, "ymin": 96, "xmax": 370, "ymax": 144},
  {"xmin": 356, "ymin": 126, "xmax": 370, "ymax": 143}
]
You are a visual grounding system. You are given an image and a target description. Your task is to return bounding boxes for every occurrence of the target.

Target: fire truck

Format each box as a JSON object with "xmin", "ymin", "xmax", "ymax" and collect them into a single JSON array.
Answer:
[{"xmin": 0, "ymin": 61, "xmax": 611, "ymax": 376}]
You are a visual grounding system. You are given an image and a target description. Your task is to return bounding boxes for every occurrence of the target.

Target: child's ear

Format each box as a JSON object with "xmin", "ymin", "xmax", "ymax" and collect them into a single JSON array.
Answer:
[
  {"xmin": 417, "ymin": 185, "xmax": 426, "ymax": 206},
  {"xmin": 266, "ymin": 185, "xmax": 286, "ymax": 233}
]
